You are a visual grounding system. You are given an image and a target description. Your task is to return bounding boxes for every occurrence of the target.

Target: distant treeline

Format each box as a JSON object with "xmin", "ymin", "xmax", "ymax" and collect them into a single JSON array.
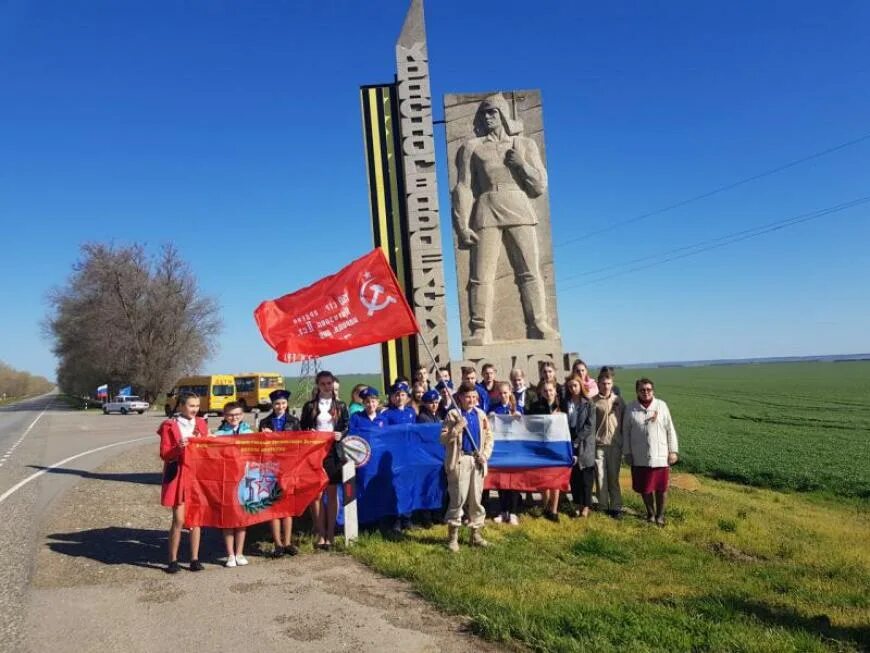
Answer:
[{"xmin": 0, "ymin": 361, "xmax": 53, "ymax": 398}]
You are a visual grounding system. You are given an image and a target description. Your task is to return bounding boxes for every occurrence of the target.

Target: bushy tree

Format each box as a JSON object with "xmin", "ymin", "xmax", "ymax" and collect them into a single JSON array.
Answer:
[
  {"xmin": 45, "ymin": 243, "xmax": 222, "ymax": 401},
  {"xmin": 0, "ymin": 361, "xmax": 53, "ymax": 398}
]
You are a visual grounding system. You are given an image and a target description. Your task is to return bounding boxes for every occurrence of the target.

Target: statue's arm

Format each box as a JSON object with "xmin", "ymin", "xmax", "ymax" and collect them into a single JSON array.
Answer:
[
  {"xmin": 452, "ymin": 143, "xmax": 477, "ymax": 245},
  {"xmin": 517, "ymin": 138, "xmax": 548, "ymax": 198}
]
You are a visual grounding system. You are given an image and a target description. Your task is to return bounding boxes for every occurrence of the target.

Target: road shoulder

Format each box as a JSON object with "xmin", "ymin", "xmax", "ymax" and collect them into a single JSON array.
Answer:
[{"xmin": 27, "ymin": 443, "xmax": 503, "ymax": 653}]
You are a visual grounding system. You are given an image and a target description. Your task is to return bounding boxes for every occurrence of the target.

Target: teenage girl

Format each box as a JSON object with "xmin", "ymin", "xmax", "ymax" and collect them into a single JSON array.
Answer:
[
  {"xmin": 563, "ymin": 376, "xmax": 597, "ymax": 518},
  {"xmin": 259, "ymin": 389, "xmax": 301, "ymax": 557},
  {"xmin": 300, "ymin": 371, "xmax": 349, "ymax": 550},
  {"xmin": 529, "ymin": 380, "xmax": 564, "ymax": 521},
  {"xmin": 158, "ymin": 391, "xmax": 211, "ymax": 573},
  {"xmin": 489, "ymin": 381, "xmax": 523, "ymax": 525}
]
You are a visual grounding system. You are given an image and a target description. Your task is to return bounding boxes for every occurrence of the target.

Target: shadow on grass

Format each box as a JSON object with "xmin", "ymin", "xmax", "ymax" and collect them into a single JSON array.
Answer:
[
  {"xmin": 687, "ymin": 595, "xmax": 870, "ymax": 649},
  {"xmin": 27, "ymin": 466, "xmax": 161, "ymax": 485}
]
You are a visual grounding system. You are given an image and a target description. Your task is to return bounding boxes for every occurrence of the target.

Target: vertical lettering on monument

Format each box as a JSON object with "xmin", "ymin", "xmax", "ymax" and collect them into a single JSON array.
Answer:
[{"xmin": 395, "ymin": 0, "xmax": 450, "ymax": 367}]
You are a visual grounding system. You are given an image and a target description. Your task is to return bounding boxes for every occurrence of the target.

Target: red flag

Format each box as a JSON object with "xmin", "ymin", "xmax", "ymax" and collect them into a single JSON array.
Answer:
[
  {"xmin": 484, "ymin": 467, "xmax": 571, "ymax": 492},
  {"xmin": 254, "ymin": 248, "xmax": 419, "ymax": 362},
  {"xmin": 182, "ymin": 433, "xmax": 332, "ymax": 528}
]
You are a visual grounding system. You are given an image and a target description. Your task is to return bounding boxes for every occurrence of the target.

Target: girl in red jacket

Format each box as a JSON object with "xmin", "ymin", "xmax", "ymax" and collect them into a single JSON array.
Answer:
[{"xmin": 159, "ymin": 391, "xmax": 211, "ymax": 573}]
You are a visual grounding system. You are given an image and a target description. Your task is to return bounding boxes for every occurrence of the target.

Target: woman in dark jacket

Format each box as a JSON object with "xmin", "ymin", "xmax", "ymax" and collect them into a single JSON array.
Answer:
[
  {"xmin": 299, "ymin": 371, "xmax": 349, "ymax": 550},
  {"xmin": 563, "ymin": 376, "xmax": 597, "ymax": 518},
  {"xmin": 528, "ymin": 380, "xmax": 564, "ymax": 521}
]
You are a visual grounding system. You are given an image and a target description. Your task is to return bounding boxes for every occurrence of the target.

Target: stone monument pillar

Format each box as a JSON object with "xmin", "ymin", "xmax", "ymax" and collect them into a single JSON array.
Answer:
[
  {"xmin": 444, "ymin": 90, "xmax": 573, "ymax": 378},
  {"xmin": 395, "ymin": 0, "xmax": 451, "ymax": 370}
]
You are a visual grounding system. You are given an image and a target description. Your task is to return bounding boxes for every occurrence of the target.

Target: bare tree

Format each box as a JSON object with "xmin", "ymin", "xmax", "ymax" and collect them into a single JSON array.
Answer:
[{"xmin": 45, "ymin": 243, "xmax": 222, "ymax": 401}]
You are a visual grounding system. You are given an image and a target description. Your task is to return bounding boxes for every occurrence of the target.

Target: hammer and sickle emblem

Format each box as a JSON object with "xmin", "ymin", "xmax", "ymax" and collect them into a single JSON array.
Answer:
[{"xmin": 359, "ymin": 276, "xmax": 396, "ymax": 316}]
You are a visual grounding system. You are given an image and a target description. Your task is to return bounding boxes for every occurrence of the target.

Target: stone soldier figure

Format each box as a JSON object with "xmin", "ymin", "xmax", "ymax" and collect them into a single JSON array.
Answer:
[{"xmin": 452, "ymin": 93, "xmax": 558, "ymax": 346}]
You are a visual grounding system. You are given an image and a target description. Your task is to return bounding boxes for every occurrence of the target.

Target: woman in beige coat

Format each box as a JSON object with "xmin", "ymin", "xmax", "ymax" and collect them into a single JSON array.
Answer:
[{"xmin": 622, "ymin": 378, "xmax": 679, "ymax": 526}]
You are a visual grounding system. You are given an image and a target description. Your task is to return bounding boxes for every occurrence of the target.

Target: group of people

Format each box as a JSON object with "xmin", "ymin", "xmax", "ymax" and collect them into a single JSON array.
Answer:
[
  {"xmin": 158, "ymin": 370, "xmax": 348, "ymax": 573},
  {"xmin": 157, "ymin": 359, "xmax": 679, "ymax": 571}
]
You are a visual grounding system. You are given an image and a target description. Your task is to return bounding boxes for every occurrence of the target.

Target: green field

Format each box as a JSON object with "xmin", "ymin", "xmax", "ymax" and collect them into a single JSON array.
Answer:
[
  {"xmin": 329, "ymin": 361, "xmax": 870, "ymax": 652},
  {"xmin": 291, "ymin": 361, "xmax": 870, "ymax": 497},
  {"xmin": 622, "ymin": 361, "xmax": 870, "ymax": 498}
]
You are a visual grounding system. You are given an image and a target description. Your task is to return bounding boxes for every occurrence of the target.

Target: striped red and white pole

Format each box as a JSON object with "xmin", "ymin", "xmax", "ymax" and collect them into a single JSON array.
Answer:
[{"xmin": 342, "ymin": 460, "xmax": 358, "ymax": 545}]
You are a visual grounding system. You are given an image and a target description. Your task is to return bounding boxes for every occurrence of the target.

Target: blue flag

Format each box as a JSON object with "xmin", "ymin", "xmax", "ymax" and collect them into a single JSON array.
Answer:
[
  {"xmin": 346, "ymin": 422, "xmax": 446, "ymax": 524},
  {"xmin": 118, "ymin": 386, "xmax": 132, "ymax": 396}
]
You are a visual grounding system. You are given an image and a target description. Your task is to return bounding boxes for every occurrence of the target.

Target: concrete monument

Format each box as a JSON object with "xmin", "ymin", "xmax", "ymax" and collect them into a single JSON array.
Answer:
[
  {"xmin": 396, "ymin": 0, "xmax": 451, "ymax": 368},
  {"xmin": 445, "ymin": 90, "xmax": 572, "ymax": 376}
]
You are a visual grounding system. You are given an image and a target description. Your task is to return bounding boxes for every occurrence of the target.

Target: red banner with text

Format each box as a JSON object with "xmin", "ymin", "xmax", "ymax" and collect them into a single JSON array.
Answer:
[
  {"xmin": 254, "ymin": 248, "xmax": 419, "ymax": 362},
  {"xmin": 182, "ymin": 433, "xmax": 332, "ymax": 528}
]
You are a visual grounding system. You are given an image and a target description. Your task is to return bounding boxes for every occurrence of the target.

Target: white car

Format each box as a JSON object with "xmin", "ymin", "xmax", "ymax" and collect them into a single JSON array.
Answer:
[{"xmin": 102, "ymin": 395, "xmax": 150, "ymax": 415}]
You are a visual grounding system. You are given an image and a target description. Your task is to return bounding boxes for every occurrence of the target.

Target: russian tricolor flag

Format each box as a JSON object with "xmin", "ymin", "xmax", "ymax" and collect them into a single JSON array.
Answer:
[
  {"xmin": 485, "ymin": 414, "xmax": 573, "ymax": 491},
  {"xmin": 96, "ymin": 384, "xmax": 108, "ymax": 398}
]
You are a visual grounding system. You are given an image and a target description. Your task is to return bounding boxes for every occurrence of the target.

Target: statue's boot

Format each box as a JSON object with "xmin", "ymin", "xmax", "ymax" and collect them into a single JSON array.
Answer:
[
  {"xmin": 520, "ymin": 279, "xmax": 559, "ymax": 340},
  {"xmin": 467, "ymin": 281, "xmax": 493, "ymax": 345}
]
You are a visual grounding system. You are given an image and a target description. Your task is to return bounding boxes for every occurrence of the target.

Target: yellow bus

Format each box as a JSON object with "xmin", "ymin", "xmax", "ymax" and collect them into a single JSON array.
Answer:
[
  {"xmin": 164, "ymin": 375, "xmax": 237, "ymax": 416},
  {"xmin": 234, "ymin": 372, "xmax": 285, "ymax": 411}
]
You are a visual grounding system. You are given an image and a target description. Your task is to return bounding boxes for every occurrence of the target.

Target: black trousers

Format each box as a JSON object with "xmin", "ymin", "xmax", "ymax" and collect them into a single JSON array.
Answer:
[
  {"xmin": 498, "ymin": 489, "xmax": 520, "ymax": 514},
  {"xmin": 570, "ymin": 466, "xmax": 595, "ymax": 508}
]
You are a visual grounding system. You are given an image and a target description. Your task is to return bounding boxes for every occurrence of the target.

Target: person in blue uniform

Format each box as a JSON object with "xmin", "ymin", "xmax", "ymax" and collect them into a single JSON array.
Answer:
[
  {"xmin": 349, "ymin": 387, "xmax": 386, "ymax": 431},
  {"xmin": 383, "ymin": 382, "xmax": 417, "ymax": 425},
  {"xmin": 457, "ymin": 366, "xmax": 490, "ymax": 413},
  {"xmin": 436, "ymin": 380, "xmax": 455, "ymax": 419},
  {"xmin": 416, "ymin": 389, "xmax": 442, "ymax": 424},
  {"xmin": 380, "ymin": 381, "xmax": 416, "ymax": 532},
  {"xmin": 258, "ymin": 389, "xmax": 301, "ymax": 557}
]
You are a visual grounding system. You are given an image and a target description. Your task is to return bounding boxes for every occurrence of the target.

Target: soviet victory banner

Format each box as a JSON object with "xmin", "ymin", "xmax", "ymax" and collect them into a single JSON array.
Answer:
[
  {"xmin": 182, "ymin": 433, "xmax": 333, "ymax": 528},
  {"xmin": 254, "ymin": 248, "xmax": 419, "ymax": 362}
]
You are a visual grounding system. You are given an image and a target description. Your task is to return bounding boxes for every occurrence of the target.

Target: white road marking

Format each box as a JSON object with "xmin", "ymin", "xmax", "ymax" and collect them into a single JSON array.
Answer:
[
  {"xmin": 0, "ymin": 398, "xmax": 55, "ymax": 470},
  {"xmin": 0, "ymin": 436, "xmax": 153, "ymax": 505}
]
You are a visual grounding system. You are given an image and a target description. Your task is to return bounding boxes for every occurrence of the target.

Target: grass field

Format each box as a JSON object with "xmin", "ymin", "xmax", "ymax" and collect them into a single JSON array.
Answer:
[
  {"xmin": 622, "ymin": 361, "xmax": 870, "ymax": 498},
  {"xmin": 350, "ymin": 475, "xmax": 869, "ymax": 652},
  {"xmin": 326, "ymin": 361, "xmax": 870, "ymax": 651},
  {"xmin": 289, "ymin": 361, "xmax": 870, "ymax": 497}
]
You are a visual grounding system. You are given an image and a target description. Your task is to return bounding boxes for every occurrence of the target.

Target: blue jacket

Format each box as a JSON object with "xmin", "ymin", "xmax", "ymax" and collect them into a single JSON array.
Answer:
[
  {"xmin": 349, "ymin": 411, "xmax": 386, "ymax": 432},
  {"xmin": 383, "ymin": 406, "xmax": 417, "ymax": 426},
  {"xmin": 215, "ymin": 421, "xmax": 254, "ymax": 435}
]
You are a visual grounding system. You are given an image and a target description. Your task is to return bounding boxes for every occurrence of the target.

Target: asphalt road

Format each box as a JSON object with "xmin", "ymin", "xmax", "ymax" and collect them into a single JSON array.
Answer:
[
  {"xmin": 0, "ymin": 394, "xmax": 161, "ymax": 652},
  {"xmin": 0, "ymin": 396, "xmax": 499, "ymax": 653}
]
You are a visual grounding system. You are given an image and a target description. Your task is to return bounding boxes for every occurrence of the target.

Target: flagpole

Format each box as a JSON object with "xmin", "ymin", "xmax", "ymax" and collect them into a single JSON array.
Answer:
[{"xmin": 417, "ymin": 332, "xmax": 480, "ymax": 455}]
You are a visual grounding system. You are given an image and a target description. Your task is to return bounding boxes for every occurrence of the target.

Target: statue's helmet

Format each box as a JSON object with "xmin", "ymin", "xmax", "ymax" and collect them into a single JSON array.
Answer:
[{"xmin": 473, "ymin": 93, "xmax": 524, "ymax": 137}]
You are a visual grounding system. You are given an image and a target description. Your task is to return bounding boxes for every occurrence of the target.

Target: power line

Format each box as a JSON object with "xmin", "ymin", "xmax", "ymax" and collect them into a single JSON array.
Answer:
[
  {"xmin": 555, "ymin": 131, "xmax": 870, "ymax": 250},
  {"xmin": 556, "ymin": 195, "xmax": 870, "ymax": 292}
]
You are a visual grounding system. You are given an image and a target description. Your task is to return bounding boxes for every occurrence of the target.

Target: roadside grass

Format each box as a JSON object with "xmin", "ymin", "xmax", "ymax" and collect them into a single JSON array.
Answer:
[{"xmin": 348, "ymin": 472, "xmax": 870, "ymax": 652}]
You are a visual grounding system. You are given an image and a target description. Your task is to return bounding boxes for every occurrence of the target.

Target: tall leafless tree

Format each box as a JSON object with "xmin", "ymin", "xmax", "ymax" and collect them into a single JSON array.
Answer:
[{"xmin": 45, "ymin": 243, "xmax": 222, "ymax": 401}]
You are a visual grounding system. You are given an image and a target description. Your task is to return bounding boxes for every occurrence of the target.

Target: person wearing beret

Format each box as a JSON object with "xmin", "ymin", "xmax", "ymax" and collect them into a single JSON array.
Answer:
[
  {"xmin": 349, "ymin": 387, "xmax": 386, "ymax": 431},
  {"xmin": 383, "ymin": 382, "xmax": 417, "ymax": 426},
  {"xmin": 416, "ymin": 389, "xmax": 442, "ymax": 424},
  {"xmin": 258, "ymin": 389, "xmax": 300, "ymax": 432},
  {"xmin": 435, "ymin": 380, "xmax": 455, "ymax": 420},
  {"xmin": 258, "ymin": 388, "xmax": 302, "ymax": 557}
]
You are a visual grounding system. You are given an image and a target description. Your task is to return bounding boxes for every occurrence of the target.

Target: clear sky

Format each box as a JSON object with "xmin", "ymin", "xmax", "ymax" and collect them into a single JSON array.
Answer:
[{"xmin": 1, "ymin": 0, "xmax": 868, "ymax": 381}]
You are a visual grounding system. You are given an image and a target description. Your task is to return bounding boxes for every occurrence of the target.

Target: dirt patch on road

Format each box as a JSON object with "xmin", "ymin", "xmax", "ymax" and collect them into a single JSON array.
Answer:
[{"xmin": 27, "ymin": 443, "xmax": 507, "ymax": 652}]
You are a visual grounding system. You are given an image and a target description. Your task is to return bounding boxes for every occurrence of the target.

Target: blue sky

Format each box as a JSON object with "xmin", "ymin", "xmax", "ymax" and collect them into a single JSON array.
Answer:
[{"xmin": 1, "ymin": 0, "xmax": 868, "ymax": 381}]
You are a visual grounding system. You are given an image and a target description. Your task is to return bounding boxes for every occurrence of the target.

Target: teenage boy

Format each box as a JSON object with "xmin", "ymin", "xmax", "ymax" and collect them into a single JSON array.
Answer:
[{"xmin": 440, "ymin": 382, "xmax": 494, "ymax": 552}]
